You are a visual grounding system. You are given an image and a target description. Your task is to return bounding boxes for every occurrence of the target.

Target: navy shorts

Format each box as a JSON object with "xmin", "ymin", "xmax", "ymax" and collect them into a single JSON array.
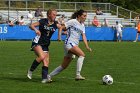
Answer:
[{"xmin": 31, "ymin": 42, "xmax": 49, "ymax": 52}]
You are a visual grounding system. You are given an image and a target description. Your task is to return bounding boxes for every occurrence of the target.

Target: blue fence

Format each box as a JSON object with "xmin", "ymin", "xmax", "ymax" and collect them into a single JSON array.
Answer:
[{"xmin": 0, "ymin": 25, "xmax": 138, "ymax": 41}]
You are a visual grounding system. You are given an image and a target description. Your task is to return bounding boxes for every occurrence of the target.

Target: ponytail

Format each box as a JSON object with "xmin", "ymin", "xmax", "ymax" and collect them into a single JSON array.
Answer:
[
  {"xmin": 71, "ymin": 9, "xmax": 86, "ymax": 19},
  {"xmin": 71, "ymin": 12, "xmax": 78, "ymax": 19}
]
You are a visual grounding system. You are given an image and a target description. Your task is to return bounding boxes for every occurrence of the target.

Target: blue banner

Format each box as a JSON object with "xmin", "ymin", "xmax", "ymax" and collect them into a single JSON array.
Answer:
[
  {"xmin": 0, "ymin": 25, "xmax": 138, "ymax": 41},
  {"xmin": 85, "ymin": 26, "xmax": 137, "ymax": 41},
  {"xmin": 0, "ymin": 25, "xmax": 35, "ymax": 40}
]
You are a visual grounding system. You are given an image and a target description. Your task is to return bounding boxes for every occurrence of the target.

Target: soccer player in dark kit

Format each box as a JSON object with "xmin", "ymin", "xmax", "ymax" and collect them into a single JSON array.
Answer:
[{"xmin": 27, "ymin": 8, "xmax": 61, "ymax": 83}]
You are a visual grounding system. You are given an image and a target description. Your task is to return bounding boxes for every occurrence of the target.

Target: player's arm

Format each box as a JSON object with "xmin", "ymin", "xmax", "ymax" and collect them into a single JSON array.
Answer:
[
  {"xmin": 112, "ymin": 25, "xmax": 116, "ymax": 31},
  {"xmin": 82, "ymin": 33, "xmax": 92, "ymax": 52},
  {"xmin": 29, "ymin": 22, "xmax": 41, "ymax": 36},
  {"xmin": 56, "ymin": 23, "xmax": 62, "ymax": 41},
  {"xmin": 57, "ymin": 24, "xmax": 66, "ymax": 41},
  {"xmin": 121, "ymin": 24, "xmax": 123, "ymax": 29}
]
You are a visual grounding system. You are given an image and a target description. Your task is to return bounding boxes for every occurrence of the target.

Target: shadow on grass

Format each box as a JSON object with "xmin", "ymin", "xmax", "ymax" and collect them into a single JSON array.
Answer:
[{"xmin": 0, "ymin": 75, "xmax": 41, "ymax": 83}]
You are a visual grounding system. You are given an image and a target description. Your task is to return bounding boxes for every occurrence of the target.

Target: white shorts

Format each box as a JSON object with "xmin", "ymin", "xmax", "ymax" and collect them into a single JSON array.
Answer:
[
  {"xmin": 64, "ymin": 42, "xmax": 78, "ymax": 56},
  {"xmin": 117, "ymin": 31, "xmax": 122, "ymax": 37}
]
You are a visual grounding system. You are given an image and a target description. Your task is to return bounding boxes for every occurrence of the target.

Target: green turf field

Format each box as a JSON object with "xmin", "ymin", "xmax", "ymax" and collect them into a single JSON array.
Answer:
[{"xmin": 0, "ymin": 41, "xmax": 140, "ymax": 93}]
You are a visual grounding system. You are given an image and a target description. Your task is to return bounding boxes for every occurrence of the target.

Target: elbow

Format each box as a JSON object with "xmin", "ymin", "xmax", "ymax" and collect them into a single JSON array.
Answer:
[
  {"xmin": 29, "ymin": 25, "xmax": 32, "ymax": 29},
  {"xmin": 29, "ymin": 24, "xmax": 34, "ymax": 30}
]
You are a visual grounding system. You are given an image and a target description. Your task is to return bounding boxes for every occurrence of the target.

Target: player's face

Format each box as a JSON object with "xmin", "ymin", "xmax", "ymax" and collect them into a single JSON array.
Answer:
[
  {"xmin": 80, "ymin": 12, "xmax": 87, "ymax": 23},
  {"xmin": 48, "ymin": 10, "xmax": 57, "ymax": 21}
]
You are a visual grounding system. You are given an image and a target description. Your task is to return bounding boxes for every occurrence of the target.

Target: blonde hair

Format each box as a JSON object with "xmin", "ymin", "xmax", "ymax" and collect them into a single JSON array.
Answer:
[{"xmin": 47, "ymin": 8, "xmax": 57, "ymax": 17}]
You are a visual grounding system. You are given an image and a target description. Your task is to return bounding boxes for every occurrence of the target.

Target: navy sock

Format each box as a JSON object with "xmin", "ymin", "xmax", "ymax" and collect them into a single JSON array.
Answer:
[
  {"xmin": 30, "ymin": 59, "xmax": 40, "ymax": 71},
  {"xmin": 42, "ymin": 66, "xmax": 48, "ymax": 79}
]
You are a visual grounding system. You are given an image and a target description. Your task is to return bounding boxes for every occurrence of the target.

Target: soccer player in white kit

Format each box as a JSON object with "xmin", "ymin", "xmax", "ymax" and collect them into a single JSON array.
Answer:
[
  {"xmin": 47, "ymin": 9, "xmax": 92, "ymax": 82},
  {"xmin": 115, "ymin": 21, "xmax": 123, "ymax": 42}
]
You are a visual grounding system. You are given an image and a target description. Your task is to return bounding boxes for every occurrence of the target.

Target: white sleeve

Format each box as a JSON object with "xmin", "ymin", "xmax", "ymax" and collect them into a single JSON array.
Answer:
[
  {"xmin": 119, "ymin": 24, "xmax": 123, "ymax": 27},
  {"xmin": 82, "ymin": 27, "xmax": 85, "ymax": 33},
  {"xmin": 64, "ymin": 19, "xmax": 73, "ymax": 29}
]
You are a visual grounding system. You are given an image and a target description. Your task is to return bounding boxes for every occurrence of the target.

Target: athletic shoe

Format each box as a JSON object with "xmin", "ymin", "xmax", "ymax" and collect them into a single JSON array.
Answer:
[
  {"xmin": 133, "ymin": 40, "xmax": 136, "ymax": 42},
  {"xmin": 75, "ymin": 75, "xmax": 85, "ymax": 81},
  {"xmin": 41, "ymin": 78, "xmax": 52, "ymax": 83},
  {"xmin": 41, "ymin": 79, "xmax": 48, "ymax": 83},
  {"xmin": 27, "ymin": 70, "xmax": 32, "ymax": 79},
  {"xmin": 47, "ymin": 75, "xmax": 52, "ymax": 83}
]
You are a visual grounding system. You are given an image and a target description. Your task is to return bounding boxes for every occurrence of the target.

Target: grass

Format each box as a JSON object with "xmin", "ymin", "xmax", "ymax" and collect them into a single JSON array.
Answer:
[{"xmin": 0, "ymin": 41, "xmax": 140, "ymax": 93}]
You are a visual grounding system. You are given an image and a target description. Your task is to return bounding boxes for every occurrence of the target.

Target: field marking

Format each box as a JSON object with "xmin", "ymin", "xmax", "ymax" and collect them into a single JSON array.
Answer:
[
  {"xmin": 8, "ymin": 72, "xmax": 136, "ymax": 85},
  {"xmin": 108, "ymin": 67, "xmax": 140, "ymax": 70},
  {"xmin": 58, "ymin": 76, "xmax": 136, "ymax": 85}
]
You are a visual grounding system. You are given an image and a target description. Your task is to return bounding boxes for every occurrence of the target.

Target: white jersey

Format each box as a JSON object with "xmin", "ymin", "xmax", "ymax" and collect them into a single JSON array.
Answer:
[
  {"xmin": 64, "ymin": 19, "xmax": 85, "ymax": 46},
  {"xmin": 115, "ymin": 23, "xmax": 123, "ymax": 32}
]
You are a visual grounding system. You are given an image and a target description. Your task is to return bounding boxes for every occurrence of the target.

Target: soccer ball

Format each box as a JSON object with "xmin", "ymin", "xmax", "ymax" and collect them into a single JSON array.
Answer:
[{"xmin": 102, "ymin": 75, "xmax": 113, "ymax": 85}]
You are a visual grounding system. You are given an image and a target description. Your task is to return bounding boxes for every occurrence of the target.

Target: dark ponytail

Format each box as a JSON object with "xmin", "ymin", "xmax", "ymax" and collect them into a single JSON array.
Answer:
[{"xmin": 71, "ymin": 9, "xmax": 86, "ymax": 19}]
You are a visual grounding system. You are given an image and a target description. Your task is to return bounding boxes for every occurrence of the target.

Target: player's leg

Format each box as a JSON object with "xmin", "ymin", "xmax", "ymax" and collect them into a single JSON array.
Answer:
[
  {"xmin": 69, "ymin": 46, "xmax": 85, "ymax": 80},
  {"xmin": 134, "ymin": 32, "xmax": 139, "ymax": 42},
  {"xmin": 138, "ymin": 33, "xmax": 140, "ymax": 41},
  {"xmin": 48, "ymin": 55, "xmax": 72, "ymax": 79},
  {"xmin": 48, "ymin": 43, "xmax": 74, "ymax": 79},
  {"xmin": 119, "ymin": 31, "xmax": 123, "ymax": 42},
  {"xmin": 116, "ymin": 32, "xmax": 119, "ymax": 42},
  {"xmin": 27, "ymin": 45, "xmax": 45, "ymax": 79},
  {"xmin": 41, "ymin": 52, "xmax": 51, "ymax": 83}
]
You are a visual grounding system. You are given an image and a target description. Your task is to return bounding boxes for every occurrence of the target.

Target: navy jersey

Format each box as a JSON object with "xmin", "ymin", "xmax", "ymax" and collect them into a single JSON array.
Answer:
[{"xmin": 33, "ymin": 18, "xmax": 58, "ymax": 46}]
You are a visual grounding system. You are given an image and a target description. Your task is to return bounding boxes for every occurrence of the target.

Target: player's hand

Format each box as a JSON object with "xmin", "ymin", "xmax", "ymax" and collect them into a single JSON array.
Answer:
[
  {"xmin": 87, "ymin": 47, "xmax": 92, "ymax": 52},
  {"xmin": 57, "ymin": 39, "xmax": 61, "ymax": 42},
  {"xmin": 89, "ymin": 48, "xmax": 92, "ymax": 52},
  {"xmin": 35, "ymin": 30, "xmax": 41, "ymax": 36}
]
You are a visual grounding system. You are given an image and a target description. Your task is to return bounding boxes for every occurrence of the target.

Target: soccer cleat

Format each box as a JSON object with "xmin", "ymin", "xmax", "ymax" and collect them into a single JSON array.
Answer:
[
  {"xmin": 41, "ymin": 75, "xmax": 52, "ymax": 83},
  {"xmin": 41, "ymin": 79, "xmax": 48, "ymax": 83},
  {"xmin": 27, "ymin": 70, "xmax": 32, "ymax": 79},
  {"xmin": 133, "ymin": 40, "xmax": 136, "ymax": 42},
  {"xmin": 41, "ymin": 79, "xmax": 52, "ymax": 84},
  {"xmin": 47, "ymin": 75, "xmax": 53, "ymax": 83},
  {"xmin": 75, "ymin": 75, "xmax": 85, "ymax": 81}
]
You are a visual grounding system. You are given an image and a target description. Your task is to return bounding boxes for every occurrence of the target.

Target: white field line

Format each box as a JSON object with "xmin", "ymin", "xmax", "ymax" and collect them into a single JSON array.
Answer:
[{"xmin": 8, "ymin": 72, "xmax": 136, "ymax": 85}]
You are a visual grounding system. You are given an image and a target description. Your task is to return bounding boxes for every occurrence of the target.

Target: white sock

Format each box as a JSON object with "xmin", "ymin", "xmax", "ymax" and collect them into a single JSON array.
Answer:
[
  {"xmin": 76, "ymin": 56, "xmax": 85, "ymax": 76},
  {"xmin": 49, "ymin": 66, "xmax": 64, "ymax": 77}
]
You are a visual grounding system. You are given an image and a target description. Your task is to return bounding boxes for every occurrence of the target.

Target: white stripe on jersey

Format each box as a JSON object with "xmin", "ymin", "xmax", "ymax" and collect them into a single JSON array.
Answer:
[{"xmin": 33, "ymin": 35, "xmax": 40, "ymax": 43}]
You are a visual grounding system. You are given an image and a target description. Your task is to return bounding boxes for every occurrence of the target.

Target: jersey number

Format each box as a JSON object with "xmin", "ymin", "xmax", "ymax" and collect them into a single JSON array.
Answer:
[{"xmin": 47, "ymin": 31, "xmax": 50, "ymax": 36}]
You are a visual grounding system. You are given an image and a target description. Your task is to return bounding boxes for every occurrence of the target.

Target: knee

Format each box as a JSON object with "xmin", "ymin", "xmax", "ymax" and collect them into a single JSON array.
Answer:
[
  {"xmin": 83, "ymin": 54, "xmax": 85, "ymax": 57},
  {"xmin": 79, "ymin": 53, "xmax": 85, "ymax": 57},
  {"xmin": 78, "ymin": 56, "xmax": 85, "ymax": 60},
  {"xmin": 39, "ymin": 55, "xmax": 46, "ymax": 61}
]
